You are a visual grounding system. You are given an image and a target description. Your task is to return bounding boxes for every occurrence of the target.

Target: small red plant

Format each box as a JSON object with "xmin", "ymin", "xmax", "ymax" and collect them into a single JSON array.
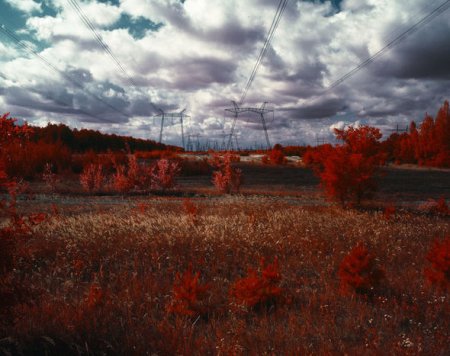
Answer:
[
  {"xmin": 433, "ymin": 197, "xmax": 449, "ymax": 216},
  {"xmin": 383, "ymin": 204, "xmax": 396, "ymax": 220},
  {"xmin": 230, "ymin": 257, "xmax": 282, "ymax": 310},
  {"xmin": 112, "ymin": 165, "xmax": 132, "ymax": 193},
  {"xmin": 424, "ymin": 236, "xmax": 449, "ymax": 291},
  {"xmin": 42, "ymin": 163, "xmax": 59, "ymax": 193},
  {"xmin": 182, "ymin": 198, "xmax": 198, "ymax": 222},
  {"xmin": 150, "ymin": 159, "xmax": 180, "ymax": 190},
  {"xmin": 211, "ymin": 153, "xmax": 242, "ymax": 194},
  {"xmin": 262, "ymin": 144, "xmax": 286, "ymax": 165},
  {"xmin": 304, "ymin": 126, "xmax": 385, "ymax": 206},
  {"xmin": 85, "ymin": 283, "xmax": 107, "ymax": 309},
  {"xmin": 80, "ymin": 163, "xmax": 104, "ymax": 193},
  {"xmin": 166, "ymin": 265, "xmax": 210, "ymax": 317},
  {"xmin": 338, "ymin": 244, "xmax": 385, "ymax": 297}
]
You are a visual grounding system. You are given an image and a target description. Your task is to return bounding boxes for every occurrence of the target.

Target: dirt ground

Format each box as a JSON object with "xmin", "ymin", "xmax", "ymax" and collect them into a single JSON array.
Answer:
[{"xmin": 180, "ymin": 161, "xmax": 449, "ymax": 202}]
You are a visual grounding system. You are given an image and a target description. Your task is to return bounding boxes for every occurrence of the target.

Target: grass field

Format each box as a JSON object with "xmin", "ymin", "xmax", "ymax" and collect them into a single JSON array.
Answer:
[{"xmin": 1, "ymin": 161, "xmax": 449, "ymax": 355}]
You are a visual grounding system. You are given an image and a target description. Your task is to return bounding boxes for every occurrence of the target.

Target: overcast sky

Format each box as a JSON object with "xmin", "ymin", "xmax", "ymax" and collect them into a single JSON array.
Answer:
[{"xmin": 0, "ymin": 0, "xmax": 449, "ymax": 147}]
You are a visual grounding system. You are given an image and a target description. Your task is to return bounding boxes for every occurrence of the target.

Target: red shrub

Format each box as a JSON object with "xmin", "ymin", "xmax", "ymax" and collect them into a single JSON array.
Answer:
[
  {"xmin": 85, "ymin": 283, "xmax": 108, "ymax": 309},
  {"xmin": 304, "ymin": 127, "xmax": 385, "ymax": 206},
  {"xmin": 167, "ymin": 265, "xmax": 210, "ymax": 317},
  {"xmin": 433, "ymin": 197, "xmax": 449, "ymax": 216},
  {"xmin": 262, "ymin": 144, "xmax": 287, "ymax": 165},
  {"xmin": 230, "ymin": 257, "xmax": 282, "ymax": 310},
  {"xmin": 383, "ymin": 204, "xmax": 396, "ymax": 221},
  {"xmin": 424, "ymin": 237, "xmax": 449, "ymax": 291},
  {"xmin": 182, "ymin": 198, "xmax": 198, "ymax": 221},
  {"xmin": 80, "ymin": 164, "xmax": 105, "ymax": 193},
  {"xmin": 42, "ymin": 163, "xmax": 59, "ymax": 192},
  {"xmin": 111, "ymin": 164, "xmax": 132, "ymax": 193},
  {"xmin": 211, "ymin": 153, "xmax": 242, "ymax": 194},
  {"xmin": 150, "ymin": 159, "xmax": 180, "ymax": 190},
  {"xmin": 338, "ymin": 244, "xmax": 385, "ymax": 297}
]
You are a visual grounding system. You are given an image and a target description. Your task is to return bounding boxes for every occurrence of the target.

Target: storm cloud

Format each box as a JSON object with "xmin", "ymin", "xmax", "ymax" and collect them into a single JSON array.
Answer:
[{"xmin": 0, "ymin": 0, "xmax": 449, "ymax": 146}]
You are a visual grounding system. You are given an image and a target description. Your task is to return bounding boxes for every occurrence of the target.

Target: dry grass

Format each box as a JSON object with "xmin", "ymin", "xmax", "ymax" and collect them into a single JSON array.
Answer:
[{"xmin": 1, "ymin": 196, "xmax": 448, "ymax": 355}]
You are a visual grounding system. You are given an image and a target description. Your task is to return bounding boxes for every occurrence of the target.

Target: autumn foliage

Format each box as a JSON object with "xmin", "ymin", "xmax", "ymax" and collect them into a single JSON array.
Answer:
[
  {"xmin": 262, "ymin": 144, "xmax": 287, "ymax": 165},
  {"xmin": 338, "ymin": 244, "xmax": 385, "ymax": 297},
  {"xmin": 383, "ymin": 100, "xmax": 450, "ymax": 167},
  {"xmin": 211, "ymin": 152, "xmax": 242, "ymax": 193},
  {"xmin": 0, "ymin": 107, "xmax": 449, "ymax": 354},
  {"xmin": 80, "ymin": 163, "xmax": 105, "ymax": 193},
  {"xmin": 230, "ymin": 257, "xmax": 282, "ymax": 309},
  {"xmin": 304, "ymin": 126, "xmax": 385, "ymax": 206},
  {"xmin": 424, "ymin": 236, "xmax": 449, "ymax": 291},
  {"xmin": 167, "ymin": 265, "xmax": 210, "ymax": 317}
]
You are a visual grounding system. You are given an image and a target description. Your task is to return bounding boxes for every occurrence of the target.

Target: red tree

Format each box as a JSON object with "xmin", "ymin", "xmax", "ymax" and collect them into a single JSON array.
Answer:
[
  {"xmin": 339, "ymin": 244, "xmax": 385, "ymax": 297},
  {"xmin": 304, "ymin": 126, "xmax": 385, "ymax": 206},
  {"xmin": 424, "ymin": 236, "xmax": 449, "ymax": 291},
  {"xmin": 230, "ymin": 257, "xmax": 282, "ymax": 310}
]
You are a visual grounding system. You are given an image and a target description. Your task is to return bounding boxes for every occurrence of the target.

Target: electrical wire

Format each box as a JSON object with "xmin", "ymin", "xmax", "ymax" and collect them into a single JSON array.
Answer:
[
  {"xmin": 67, "ymin": 0, "xmax": 160, "ymax": 113},
  {"xmin": 0, "ymin": 23, "xmax": 131, "ymax": 120},
  {"xmin": 239, "ymin": 0, "xmax": 288, "ymax": 105},
  {"xmin": 325, "ymin": 0, "xmax": 450, "ymax": 92},
  {"xmin": 67, "ymin": 0, "xmax": 135, "ymax": 86}
]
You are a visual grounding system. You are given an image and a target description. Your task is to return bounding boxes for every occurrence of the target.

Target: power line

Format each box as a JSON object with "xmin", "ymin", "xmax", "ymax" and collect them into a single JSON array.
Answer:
[
  {"xmin": 239, "ymin": 0, "xmax": 288, "ymax": 105},
  {"xmin": 0, "ymin": 69, "xmax": 117, "ymax": 123},
  {"xmin": 325, "ymin": 0, "xmax": 450, "ymax": 92},
  {"xmin": 66, "ymin": 0, "xmax": 160, "ymax": 113},
  {"xmin": 0, "ymin": 23, "xmax": 131, "ymax": 120},
  {"xmin": 67, "ymin": 0, "xmax": 136, "ymax": 86},
  {"xmin": 292, "ymin": 0, "xmax": 450, "ymax": 120}
]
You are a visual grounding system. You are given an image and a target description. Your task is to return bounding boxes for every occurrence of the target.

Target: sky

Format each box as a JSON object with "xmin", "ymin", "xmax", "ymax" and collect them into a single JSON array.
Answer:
[{"xmin": 0, "ymin": 0, "xmax": 449, "ymax": 148}]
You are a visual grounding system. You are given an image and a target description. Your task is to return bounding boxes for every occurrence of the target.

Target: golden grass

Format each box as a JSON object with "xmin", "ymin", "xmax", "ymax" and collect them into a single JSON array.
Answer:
[{"xmin": 2, "ymin": 196, "xmax": 449, "ymax": 355}]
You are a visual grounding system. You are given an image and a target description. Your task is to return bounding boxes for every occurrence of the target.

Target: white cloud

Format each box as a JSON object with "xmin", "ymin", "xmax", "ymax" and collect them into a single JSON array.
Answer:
[
  {"xmin": 1, "ymin": 0, "xmax": 449, "ymax": 146},
  {"xmin": 5, "ymin": 0, "xmax": 41, "ymax": 13}
]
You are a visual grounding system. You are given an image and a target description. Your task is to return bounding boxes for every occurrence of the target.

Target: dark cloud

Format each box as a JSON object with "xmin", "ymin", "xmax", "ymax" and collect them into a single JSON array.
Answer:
[
  {"xmin": 1, "ymin": 0, "xmax": 449, "ymax": 146},
  {"xmin": 203, "ymin": 20, "xmax": 264, "ymax": 47},
  {"xmin": 168, "ymin": 57, "xmax": 237, "ymax": 90},
  {"xmin": 284, "ymin": 97, "xmax": 347, "ymax": 119},
  {"xmin": 66, "ymin": 67, "xmax": 94, "ymax": 83},
  {"xmin": 371, "ymin": 19, "xmax": 450, "ymax": 80}
]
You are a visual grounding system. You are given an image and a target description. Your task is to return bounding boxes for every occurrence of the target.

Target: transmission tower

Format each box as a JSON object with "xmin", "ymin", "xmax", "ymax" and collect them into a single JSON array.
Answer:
[
  {"xmin": 388, "ymin": 124, "xmax": 409, "ymax": 134},
  {"xmin": 225, "ymin": 101, "xmax": 274, "ymax": 150},
  {"xmin": 153, "ymin": 109, "xmax": 189, "ymax": 148}
]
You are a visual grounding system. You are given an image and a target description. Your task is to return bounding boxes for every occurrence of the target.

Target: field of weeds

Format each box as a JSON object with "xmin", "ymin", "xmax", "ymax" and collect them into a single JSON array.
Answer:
[{"xmin": 1, "ymin": 196, "xmax": 448, "ymax": 355}]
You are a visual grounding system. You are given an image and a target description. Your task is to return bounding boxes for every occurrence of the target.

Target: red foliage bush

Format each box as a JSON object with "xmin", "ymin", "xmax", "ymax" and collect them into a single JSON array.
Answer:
[
  {"xmin": 150, "ymin": 159, "xmax": 181, "ymax": 190},
  {"xmin": 167, "ymin": 265, "xmax": 210, "ymax": 317},
  {"xmin": 338, "ymin": 244, "xmax": 385, "ymax": 297},
  {"xmin": 80, "ymin": 164, "xmax": 105, "ymax": 193},
  {"xmin": 182, "ymin": 198, "xmax": 198, "ymax": 222},
  {"xmin": 383, "ymin": 204, "xmax": 396, "ymax": 221},
  {"xmin": 424, "ymin": 236, "xmax": 449, "ymax": 291},
  {"xmin": 262, "ymin": 144, "xmax": 287, "ymax": 165},
  {"xmin": 211, "ymin": 153, "xmax": 242, "ymax": 194},
  {"xmin": 432, "ymin": 197, "xmax": 449, "ymax": 216},
  {"xmin": 382, "ymin": 100, "xmax": 450, "ymax": 167},
  {"xmin": 304, "ymin": 127, "xmax": 385, "ymax": 206},
  {"xmin": 111, "ymin": 164, "xmax": 133, "ymax": 193},
  {"xmin": 230, "ymin": 257, "xmax": 282, "ymax": 310}
]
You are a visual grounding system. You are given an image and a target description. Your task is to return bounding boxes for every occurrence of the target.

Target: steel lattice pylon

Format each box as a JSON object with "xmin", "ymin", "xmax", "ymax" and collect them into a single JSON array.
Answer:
[
  {"xmin": 153, "ymin": 108, "xmax": 189, "ymax": 149},
  {"xmin": 225, "ymin": 101, "xmax": 273, "ymax": 150}
]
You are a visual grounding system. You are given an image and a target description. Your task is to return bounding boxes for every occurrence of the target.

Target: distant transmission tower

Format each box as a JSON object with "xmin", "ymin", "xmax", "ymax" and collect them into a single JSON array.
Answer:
[
  {"xmin": 225, "ymin": 101, "xmax": 274, "ymax": 150},
  {"xmin": 153, "ymin": 109, "xmax": 189, "ymax": 149},
  {"xmin": 388, "ymin": 124, "xmax": 409, "ymax": 134}
]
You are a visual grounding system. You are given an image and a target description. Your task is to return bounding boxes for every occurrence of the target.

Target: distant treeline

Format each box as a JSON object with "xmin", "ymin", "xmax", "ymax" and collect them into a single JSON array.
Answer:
[{"xmin": 30, "ymin": 123, "xmax": 180, "ymax": 153}]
